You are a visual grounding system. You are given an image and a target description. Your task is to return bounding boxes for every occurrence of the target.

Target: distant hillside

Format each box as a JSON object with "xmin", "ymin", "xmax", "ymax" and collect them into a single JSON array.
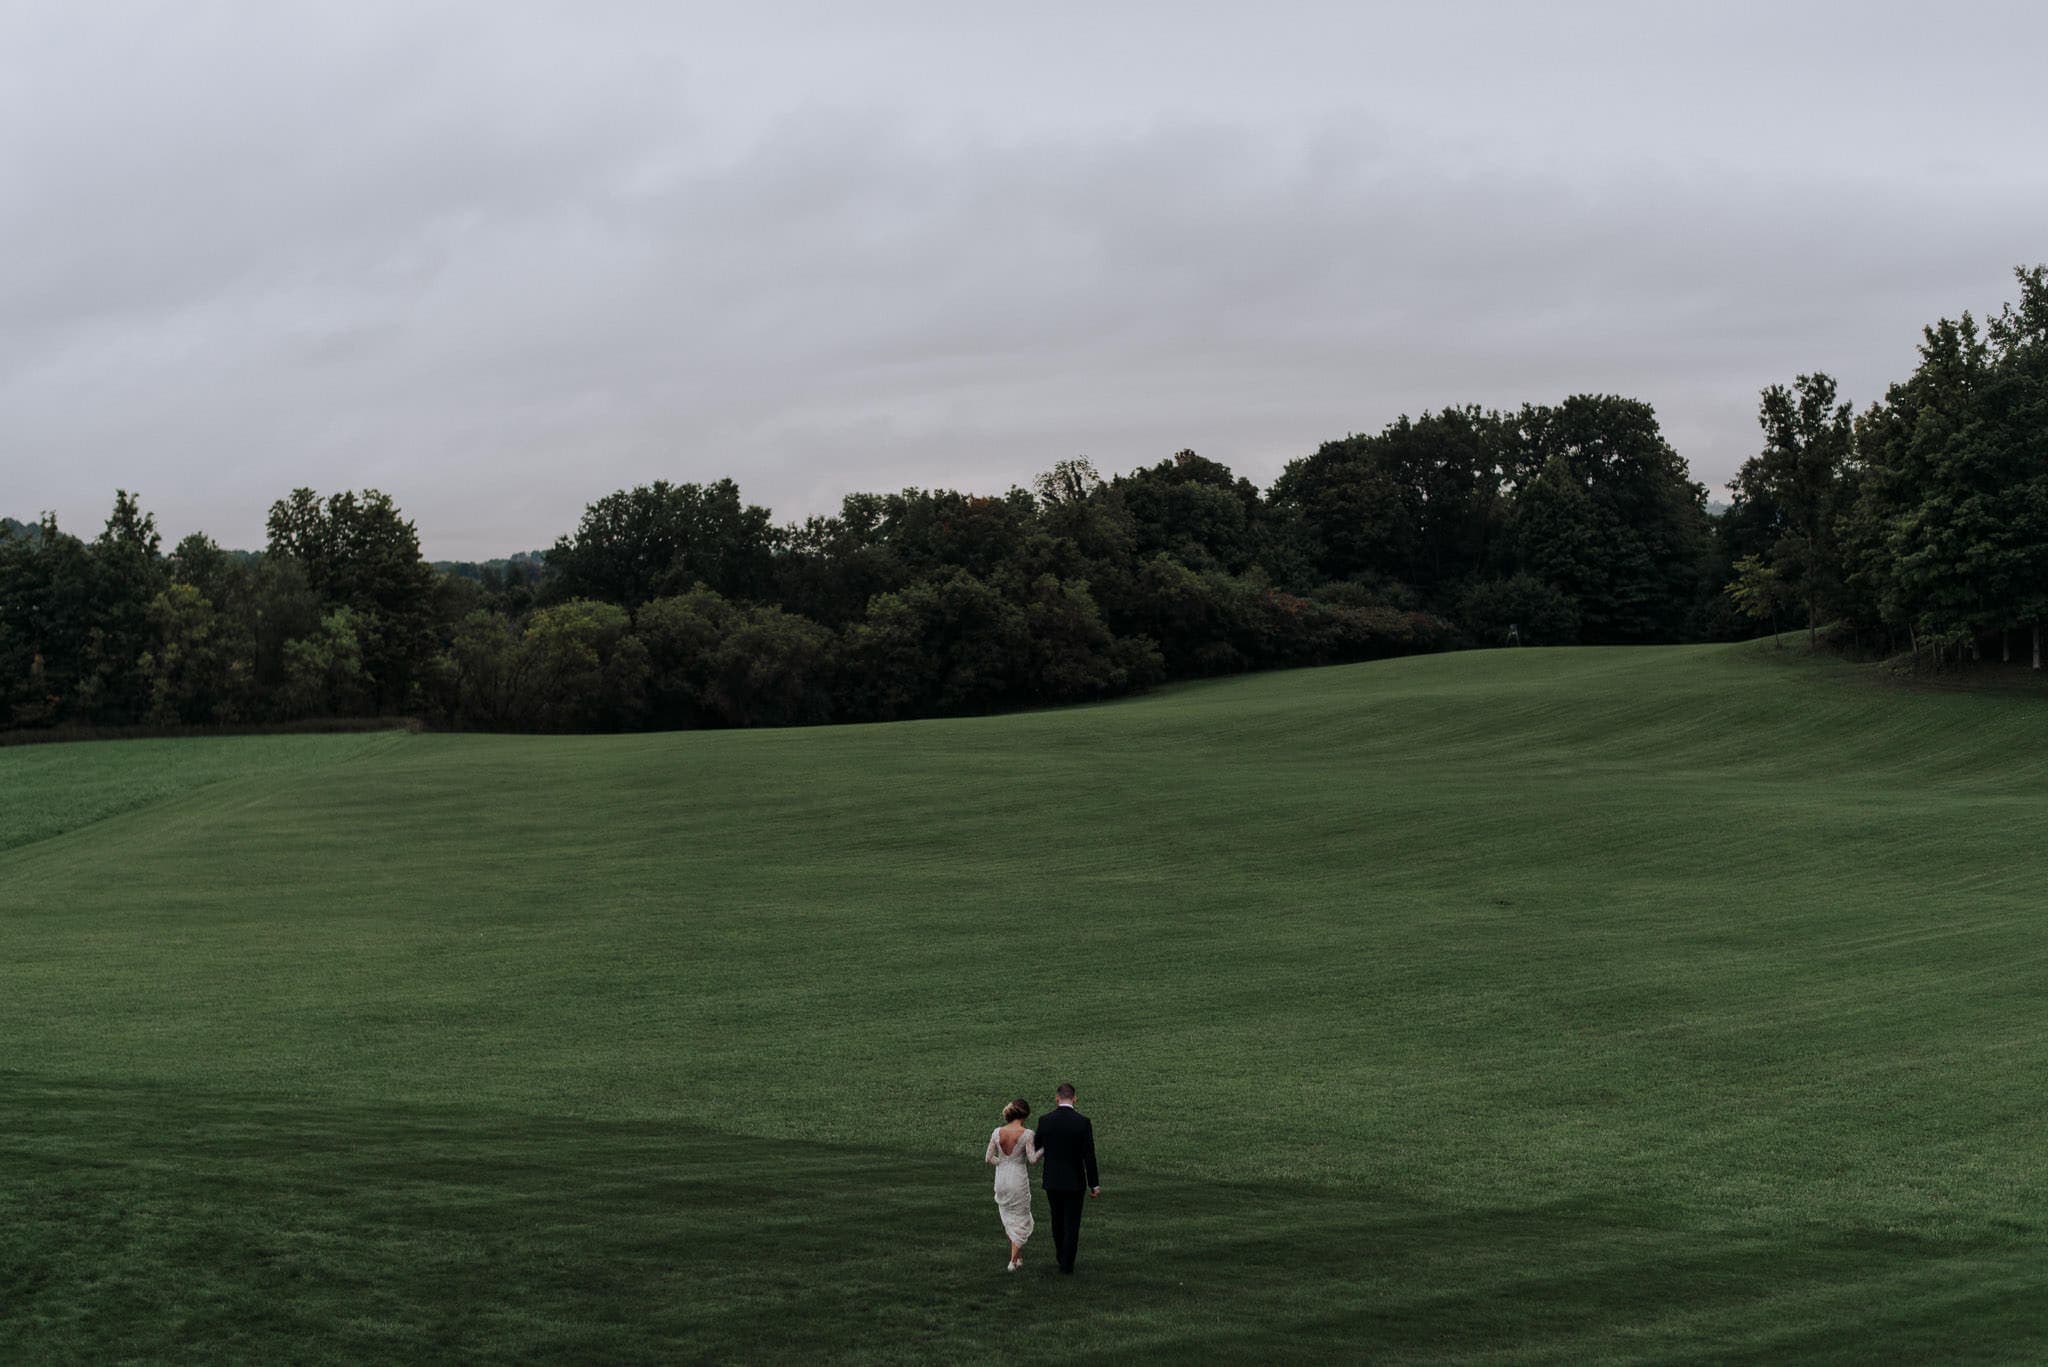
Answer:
[
  {"xmin": 432, "ymin": 550, "xmax": 547, "ymax": 582},
  {"xmin": 1, "ymin": 515, "xmax": 42, "ymax": 542}
]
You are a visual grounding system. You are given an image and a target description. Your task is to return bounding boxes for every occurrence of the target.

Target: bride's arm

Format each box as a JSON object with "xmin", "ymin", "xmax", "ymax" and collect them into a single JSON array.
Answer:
[
  {"xmin": 1026, "ymin": 1130, "xmax": 1043, "ymax": 1164},
  {"xmin": 984, "ymin": 1130, "xmax": 1001, "ymax": 1166}
]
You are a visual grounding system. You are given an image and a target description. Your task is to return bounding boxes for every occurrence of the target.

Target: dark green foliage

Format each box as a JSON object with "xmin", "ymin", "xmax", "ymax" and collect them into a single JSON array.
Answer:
[
  {"xmin": 1274, "ymin": 408, "xmax": 1506, "ymax": 594},
  {"xmin": 1015, "ymin": 573, "xmax": 1159, "ymax": 702},
  {"xmin": 431, "ymin": 600, "xmax": 648, "ymax": 732},
  {"xmin": 1112, "ymin": 448, "xmax": 1271, "ymax": 575},
  {"xmin": 240, "ymin": 554, "xmax": 327, "ymax": 703},
  {"xmin": 1272, "ymin": 398, "xmax": 1715, "ymax": 644},
  {"xmin": 1729, "ymin": 265, "xmax": 2048, "ymax": 668},
  {"xmin": 1099, "ymin": 555, "xmax": 1254, "ymax": 676},
  {"xmin": 1509, "ymin": 397, "xmax": 1714, "ymax": 643},
  {"xmin": 635, "ymin": 589, "xmax": 837, "ymax": 728},
  {"xmin": 433, "ymin": 610, "xmax": 531, "ymax": 730},
  {"xmin": 1728, "ymin": 375, "xmax": 1854, "ymax": 643},
  {"xmin": 1505, "ymin": 455, "xmax": 1606, "ymax": 619},
  {"xmin": 266, "ymin": 488, "xmax": 439, "ymax": 710},
  {"xmin": 0, "ymin": 427, "xmax": 1668, "ymax": 735},
  {"xmin": 845, "ymin": 571, "xmax": 1030, "ymax": 717},
  {"xmin": 771, "ymin": 494, "xmax": 924, "ymax": 627},
  {"xmin": 280, "ymin": 607, "xmax": 371, "ymax": 717},
  {"xmin": 136, "ymin": 583, "xmax": 235, "ymax": 724},
  {"xmin": 80, "ymin": 491, "xmax": 169, "ymax": 723},
  {"xmin": 32, "ymin": 267, "xmax": 2048, "ymax": 736},
  {"xmin": 692, "ymin": 604, "xmax": 835, "ymax": 728},
  {"xmin": 1723, "ymin": 555, "xmax": 1792, "ymax": 642},
  {"xmin": 0, "ymin": 497, "xmax": 193, "ymax": 727},
  {"xmin": 430, "ymin": 550, "xmax": 546, "ymax": 584},
  {"xmin": 521, "ymin": 598, "xmax": 647, "ymax": 732},
  {"xmin": 0, "ymin": 514, "xmax": 95, "ymax": 727},
  {"xmin": 1455, "ymin": 573, "xmax": 1581, "ymax": 645},
  {"xmin": 1274, "ymin": 427, "xmax": 1423, "ymax": 586},
  {"xmin": 544, "ymin": 479, "xmax": 774, "ymax": 608}
]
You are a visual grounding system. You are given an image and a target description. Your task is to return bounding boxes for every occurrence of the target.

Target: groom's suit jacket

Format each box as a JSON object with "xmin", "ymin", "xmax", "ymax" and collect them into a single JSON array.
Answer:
[{"xmin": 1035, "ymin": 1105, "xmax": 1100, "ymax": 1192}]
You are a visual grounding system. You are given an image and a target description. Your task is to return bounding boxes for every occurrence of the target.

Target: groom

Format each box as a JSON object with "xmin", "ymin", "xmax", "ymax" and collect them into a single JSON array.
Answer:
[{"xmin": 1035, "ymin": 1081, "xmax": 1101, "ymax": 1274}]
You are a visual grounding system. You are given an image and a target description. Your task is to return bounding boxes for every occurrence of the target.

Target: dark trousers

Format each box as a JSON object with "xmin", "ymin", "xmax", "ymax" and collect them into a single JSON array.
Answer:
[{"xmin": 1046, "ymin": 1187, "xmax": 1086, "ymax": 1272}]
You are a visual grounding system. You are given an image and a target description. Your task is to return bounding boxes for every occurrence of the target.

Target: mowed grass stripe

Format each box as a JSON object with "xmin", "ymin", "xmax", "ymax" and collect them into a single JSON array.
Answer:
[
  {"xmin": 2, "ymin": 1081, "xmax": 2038, "ymax": 1365},
  {"xmin": 3, "ymin": 642, "xmax": 2046, "ymax": 1361},
  {"xmin": 0, "ymin": 729, "xmax": 404, "ymax": 855}
]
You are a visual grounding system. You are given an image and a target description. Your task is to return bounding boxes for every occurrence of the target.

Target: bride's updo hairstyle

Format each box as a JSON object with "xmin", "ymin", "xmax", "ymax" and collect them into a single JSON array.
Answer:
[{"xmin": 1002, "ymin": 1098, "xmax": 1031, "ymax": 1124}]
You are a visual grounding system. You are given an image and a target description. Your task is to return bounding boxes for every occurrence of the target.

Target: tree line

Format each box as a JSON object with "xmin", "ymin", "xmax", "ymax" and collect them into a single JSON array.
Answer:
[
  {"xmin": 1722, "ymin": 266, "xmax": 2048, "ymax": 669},
  {"xmin": 3, "ymin": 266, "xmax": 2037, "ymax": 734}
]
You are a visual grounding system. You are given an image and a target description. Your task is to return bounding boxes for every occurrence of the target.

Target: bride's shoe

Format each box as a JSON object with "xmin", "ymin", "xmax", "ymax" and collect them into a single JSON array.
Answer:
[{"xmin": 1006, "ymin": 1259, "xmax": 1021, "ymax": 1272}]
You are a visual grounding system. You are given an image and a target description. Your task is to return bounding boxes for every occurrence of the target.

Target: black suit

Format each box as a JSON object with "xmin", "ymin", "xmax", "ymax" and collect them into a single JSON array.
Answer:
[{"xmin": 1034, "ymin": 1104, "xmax": 1099, "ymax": 1272}]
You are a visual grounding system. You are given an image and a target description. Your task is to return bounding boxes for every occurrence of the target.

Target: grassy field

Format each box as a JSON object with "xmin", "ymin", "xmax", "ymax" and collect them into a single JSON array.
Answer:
[
  {"xmin": 3, "ymin": 643, "xmax": 2045, "ymax": 1363},
  {"xmin": 0, "ymin": 729, "xmax": 403, "ymax": 855}
]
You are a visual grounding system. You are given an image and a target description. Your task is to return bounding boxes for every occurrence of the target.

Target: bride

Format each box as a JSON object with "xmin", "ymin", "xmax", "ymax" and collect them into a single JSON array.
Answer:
[{"xmin": 983, "ymin": 1097, "xmax": 1043, "ymax": 1271}]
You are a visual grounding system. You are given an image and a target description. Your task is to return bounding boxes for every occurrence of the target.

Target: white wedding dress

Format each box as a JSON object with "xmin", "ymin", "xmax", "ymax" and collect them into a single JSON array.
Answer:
[{"xmin": 985, "ymin": 1126, "xmax": 1041, "ymax": 1247}]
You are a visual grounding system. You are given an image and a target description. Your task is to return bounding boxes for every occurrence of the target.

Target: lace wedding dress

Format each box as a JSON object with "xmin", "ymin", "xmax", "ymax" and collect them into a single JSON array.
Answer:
[{"xmin": 985, "ymin": 1126, "xmax": 1041, "ymax": 1250}]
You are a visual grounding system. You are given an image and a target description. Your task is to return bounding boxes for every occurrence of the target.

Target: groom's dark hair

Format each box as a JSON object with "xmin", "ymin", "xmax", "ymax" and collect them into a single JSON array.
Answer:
[{"xmin": 1055, "ymin": 1082, "xmax": 1076, "ymax": 1101}]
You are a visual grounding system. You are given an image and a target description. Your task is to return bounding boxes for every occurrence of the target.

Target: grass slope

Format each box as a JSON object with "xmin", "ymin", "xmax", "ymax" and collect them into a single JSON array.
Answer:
[
  {"xmin": 2, "ymin": 645, "xmax": 2044, "ymax": 1363},
  {"xmin": 0, "ymin": 730, "xmax": 403, "ymax": 855}
]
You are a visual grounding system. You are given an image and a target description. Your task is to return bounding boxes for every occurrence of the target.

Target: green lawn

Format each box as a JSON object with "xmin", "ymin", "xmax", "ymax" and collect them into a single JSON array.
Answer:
[
  {"xmin": 3, "ymin": 644, "xmax": 2044, "ymax": 1363},
  {"xmin": 0, "ymin": 729, "xmax": 403, "ymax": 855}
]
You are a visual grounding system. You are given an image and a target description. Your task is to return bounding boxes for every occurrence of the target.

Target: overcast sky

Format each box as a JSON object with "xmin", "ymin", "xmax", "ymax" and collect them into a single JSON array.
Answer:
[{"xmin": 4, "ymin": 1, "xmax": 2045, "ymax": 558}]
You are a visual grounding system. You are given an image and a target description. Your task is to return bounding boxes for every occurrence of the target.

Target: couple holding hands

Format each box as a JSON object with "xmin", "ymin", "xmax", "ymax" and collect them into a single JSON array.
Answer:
[{"xmin": 982, "ymin": 1082, "xmax": 1101, "ymax": 1274}]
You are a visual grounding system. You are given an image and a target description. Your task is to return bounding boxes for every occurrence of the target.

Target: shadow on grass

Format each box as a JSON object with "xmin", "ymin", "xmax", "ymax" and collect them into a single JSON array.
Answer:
[{"xmin": 2, "ymin": 1074, "xmax": 2040, "ymax": 1364}]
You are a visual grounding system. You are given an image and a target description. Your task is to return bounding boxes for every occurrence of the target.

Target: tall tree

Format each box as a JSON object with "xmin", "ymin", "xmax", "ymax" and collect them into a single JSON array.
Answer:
[
  {"xmin": 1727, "ymin": 373, "xmax": 1854, "ymax": 644},
  {"xmin": 1111, "ymin": 450, "xmax": 1269, "ymax": 577},
  {"xmin": 546, "ymin": 479, "xmax": 775, "ymax": 609},
  {"xmin": 1270, "ymin": 408, "xmax": 1507, "ymax": 596},
  {"xmin": 78, "ymin": 491, "xmax": 169, "ymax": 723},
  {"xmin": 1507, "ymin": 396, "xmax": 1712, "ymax": 643},
  {"xmin": 1850, "ymin": 314, "xmax": 1994, "ymax": 647},
  {"xmin": 0, "ymin": 514, "xmax": 95, "ymax": 726},
  {"xmin": 137, "ymin": 583, "xmax": 233, "ymax": 724},
  {"xmin": 1984, "ymin": 266, "xmax": 2048, "ymax": 666},
  {"xmin": 266, "ymin": 489, "xmax": 437, "ymax": 711}
]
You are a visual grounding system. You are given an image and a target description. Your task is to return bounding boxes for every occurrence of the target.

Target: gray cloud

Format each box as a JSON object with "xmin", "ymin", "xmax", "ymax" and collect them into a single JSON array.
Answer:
[{"xmin": 4, "ymin": 1, "xmax": 2046, "ymax": 556}]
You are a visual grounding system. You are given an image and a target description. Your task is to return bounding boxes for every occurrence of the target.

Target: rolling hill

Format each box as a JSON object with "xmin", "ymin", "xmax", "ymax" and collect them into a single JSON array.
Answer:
[{"xmin": 3, "ymin": 643, "xmax": 2044, "ymax": 1363}]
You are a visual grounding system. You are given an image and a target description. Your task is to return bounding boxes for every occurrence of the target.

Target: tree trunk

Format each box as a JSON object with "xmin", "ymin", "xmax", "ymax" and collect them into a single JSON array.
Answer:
[
  {"xmin": 2035, "ymin": 624, "xmax": 2042, "ymax": 671},
  {"xmin": 2003, "ymin": 629, "xmax": 2011, "ymax": 663}
]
